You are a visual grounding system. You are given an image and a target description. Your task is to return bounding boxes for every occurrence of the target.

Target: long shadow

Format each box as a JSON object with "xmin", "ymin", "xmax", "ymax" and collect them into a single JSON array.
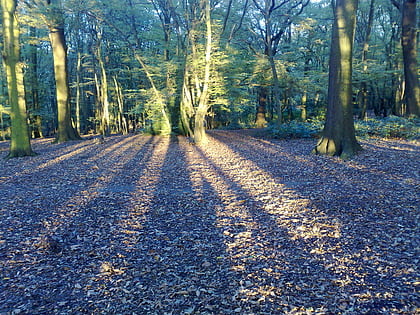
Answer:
[
  {"xmin": 0, "ymin": 135, "xmax": 163, "ymax": 313},
  {"xmin": 1, "ymin": 132, "xmax": 417, "ymax": 313},
  {"xmin": 122, "ymin": 136, "xmax": 240, "ymax": 313},
  {"xmin": 205, "ymin": 130, "xmax": 419, "ymax": 312},
  {"xmin": 190, "ymin": 142, "xmax": 345, "ymax": 313}
]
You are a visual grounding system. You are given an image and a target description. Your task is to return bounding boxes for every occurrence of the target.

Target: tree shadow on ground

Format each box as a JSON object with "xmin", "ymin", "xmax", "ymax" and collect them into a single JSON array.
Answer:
[
  {"xmin": 204, "ymin": 130, "xmax": 418, "ymax": 313},
  {"xmin": 0, "ymin": 132, "xmax": 418, "ymax": 313}
]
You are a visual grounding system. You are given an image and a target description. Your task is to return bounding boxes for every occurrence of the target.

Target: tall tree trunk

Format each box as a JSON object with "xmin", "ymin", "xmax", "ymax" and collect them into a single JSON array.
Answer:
[
  {"xmin": 266, "ymin": 45, "xmax": 282, "ymax": 123},
  {"xmin": 193, "ymin": 0, "xmax": 212, "ymax": 144},
  {"xmin": 113, "ymin": 76, "xmax": 128, "ymax": 135},
  {"xmin": 358, "ymin": 0, "xmax": 375, "ymax": 119},
  {"xmin": 28, "ymin": 26, "xmax": 43, "ymax": 138},
  {"xmin": 401, "ymin": 0, "xmax": 420, "ymax": 116},
  {"xmin": 313, "ymin": 0, "xmax": 362, "ymax": 159},
  {"xmin": 1, "ymin": 0, "xmax": 35, "ymax": 158},
  {"xmin": 49, "ymin": 24, "xmax": 81, "ymax": 142},
  {"xmin": 75, "ymin": 52, "xmax": 82, "ymax": 134},
  {"xmin": 95, "ymin": 38, "xmax": 110, "ymax": 137}
]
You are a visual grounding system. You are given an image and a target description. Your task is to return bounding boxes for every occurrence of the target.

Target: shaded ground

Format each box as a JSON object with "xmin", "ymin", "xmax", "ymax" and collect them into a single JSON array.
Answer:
[{"xmin": 0, "ymin": 130, "xmax": 418, "ymax": 314}]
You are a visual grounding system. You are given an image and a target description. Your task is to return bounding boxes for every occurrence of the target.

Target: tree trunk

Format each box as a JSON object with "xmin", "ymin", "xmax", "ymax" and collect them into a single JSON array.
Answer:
[
  {"xmin": 49, "ymin": 25, "xmax": 81, "ymax": 142},
  {"xmin": 255, "ymin": 87, "xmax": 268, "ymax": 127},
  {"xmin": 113, "ymin": 76, "xmax": 128, "ymax": 135},
  {"xmin": 96, "ymin": 39, "xmax": 111, "ymax": 137},
  {"xmin": 1, "ymin": 0, "xmax": 35, "ymax": 158},
  {"xmin": 193, "ymin": 0, "xmax": 212, "ymax": 144},
  {"xmin": 28, "ymin": 26, "xmax": 43, "ymax": 138},
  {"xmin": 358, "ymin": 0, "xmax": 375, "ymax": 120},
  {"xmin": 401, "ymin": 0, "xmax": 420, "ymax": 116},
  {"xmin": 313, "ymin": 0, "xmax": 362, "ymax": 159}
]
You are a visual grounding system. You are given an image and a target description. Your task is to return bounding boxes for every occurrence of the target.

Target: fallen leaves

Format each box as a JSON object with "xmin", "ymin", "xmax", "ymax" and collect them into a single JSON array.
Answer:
[{"xmin": 0, "ymin": 132, "xmax": 418, "ymax": 314}]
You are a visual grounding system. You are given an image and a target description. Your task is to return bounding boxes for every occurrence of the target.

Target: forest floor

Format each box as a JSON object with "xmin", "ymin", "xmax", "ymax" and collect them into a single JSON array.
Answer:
[{"xmin": 0, "ymin": 130, "xmax": 419, "ymax": 314}]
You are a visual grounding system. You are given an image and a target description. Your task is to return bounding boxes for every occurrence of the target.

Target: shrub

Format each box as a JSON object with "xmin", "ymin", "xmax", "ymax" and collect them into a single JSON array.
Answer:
[
  {"xmin": 355, "ymin": 116, "xmax": 420, "ymax": 140},
  {"xmin": 267, "ymin": 120, "xmax": 323, "ymax": 139}
]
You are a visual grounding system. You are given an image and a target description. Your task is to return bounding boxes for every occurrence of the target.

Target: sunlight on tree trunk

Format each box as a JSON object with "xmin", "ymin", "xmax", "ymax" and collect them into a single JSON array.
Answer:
[
  {"xmin": 1, "ymin": 0, "xmax": 35, "ymax": 158},
  {"xmin": 49, "ymin": 24, "xmax": 81, "ymax": 142},
  {"xmin": 193, "ymin": 0, "xmax": 212, "ymax": 144},
  {"xmin": 134, "ymin": 54, "xmax": 171, "ymax": 135},
  {"xmin": 313, "ymin": 0, "xmax": 362, "ymax": 159},
  {"xmin": 95, "ymin": 36, "xmax": 110, "ymax": 137},
  {"xmin": 113, "ymin": 76, "xmax": 128, "ymax": 135}
]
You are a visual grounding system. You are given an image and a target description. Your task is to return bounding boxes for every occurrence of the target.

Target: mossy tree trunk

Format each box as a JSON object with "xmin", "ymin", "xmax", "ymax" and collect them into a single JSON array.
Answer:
[
  {"xmin": 1, "ymin": 0, "xmax": 35, "ymax": 158},
  {"xmin": 313, "ymin": 0, "xmax": 362, "ymax": 159}
]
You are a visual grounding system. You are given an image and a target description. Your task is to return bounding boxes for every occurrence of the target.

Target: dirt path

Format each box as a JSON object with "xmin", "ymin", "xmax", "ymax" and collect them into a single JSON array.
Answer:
[{"xmin": 0, "ymin": 131, "xmax": 419, "ymax": 314}]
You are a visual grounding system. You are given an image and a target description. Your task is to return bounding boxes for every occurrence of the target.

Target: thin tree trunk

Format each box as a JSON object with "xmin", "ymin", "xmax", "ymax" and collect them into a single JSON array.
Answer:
[
  {"xmin": 28, "ymin": 26, "xmax": 43, "ymax": 138},
  {"xmin": 113, "ymin": 76, "xmax": 128, "ymax": 135},
  {"xmin": 358, "ymin": 0, "xmax": 375, "ymax": 119},
  {"xmin": 1, "ymin": 0, "xmax": 35, "ymax": 157},
  {"xmin": 193, "ymin": 0, "xmax": 212, "ymax": 144},
  {"xmin": 75, "ymin": 52, "xmax": 82, "ymax": 134},
  {"xmin": 95, "ymin": 40, "xmax": 110, "ymax": 136}
]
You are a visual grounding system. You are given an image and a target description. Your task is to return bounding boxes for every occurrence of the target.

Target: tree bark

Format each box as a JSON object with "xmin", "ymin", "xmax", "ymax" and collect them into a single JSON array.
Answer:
[
  {"xmin": 193, "ymin": 0, "xmax": 212, "ymax": 144},
  {"xmin": 95, "ymin": 36, "xmax": 110, "ymax": 137},
  {"xmin": 1, "ymin": 0, "xmax": 35, "ymax": 158},
  {"xmin": 255, "ymin": 87, "xmax": 268, "ymax": 127},
  {"xmin": 401, "ymin": 0, "xmax": 420, "ymax": 116},
  {"xmin": 313, "ymin": 0, "xmax": 362, "ymax": 159},
  {"xmin": 358, "ymin": 0, "xmax": 375, "ymax": 119},
  {"xmin": 49, "ymin": 25, "xmax": 81, "ymax": 142}
]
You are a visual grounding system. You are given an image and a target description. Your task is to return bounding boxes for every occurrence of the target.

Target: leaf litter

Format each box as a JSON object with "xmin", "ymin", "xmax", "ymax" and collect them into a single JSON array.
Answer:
[{"xmin": 0, "ymin": 130, "xmax": 418, "ymax": 314}]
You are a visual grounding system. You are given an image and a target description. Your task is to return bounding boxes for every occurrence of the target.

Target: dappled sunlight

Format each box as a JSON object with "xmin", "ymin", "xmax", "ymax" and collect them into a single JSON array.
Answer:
[
  {"xmin": 180, "ymin": 134, "xmax": 352, "ymax": 311},
  {"xmin": 115, "ymin": 136, "xmax": 170, "ymax": 249},
  {"xmin": 1, "ymin": 133, "xmax": 418, "ymax": 313},
  {"xmin": 204, "ymin": 134, "xmax": 336, "ymax": 243},
  {"xmin": 35, "ymin": 142, "xmax": 92, "ymax": 171}
]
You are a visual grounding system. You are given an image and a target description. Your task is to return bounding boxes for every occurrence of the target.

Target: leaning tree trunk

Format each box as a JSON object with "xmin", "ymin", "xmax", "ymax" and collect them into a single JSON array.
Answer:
[
  {"xmin": 313, "ymin": 0, "xmax": 362, "ymax": 159},
  {"xmin": 401, "ymin": 0, "xmax": 420, "ymax": 117},
  {"xmin": 1, "ymin": 0, "xmax": 35, "ymax": 158}
]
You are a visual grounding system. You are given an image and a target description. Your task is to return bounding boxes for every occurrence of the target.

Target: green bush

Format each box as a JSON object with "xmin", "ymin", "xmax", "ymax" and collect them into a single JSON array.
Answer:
[
  {"xmin": 264, "ymin": 116, "xmax": 419, "ymax": 140},
  {"xmin": 267, "ymin": 120, "xmax": 323, "ymax": 139},
  {"xmin": 355, "ymin": 116, "xmax": 420, "ymax": 140}
]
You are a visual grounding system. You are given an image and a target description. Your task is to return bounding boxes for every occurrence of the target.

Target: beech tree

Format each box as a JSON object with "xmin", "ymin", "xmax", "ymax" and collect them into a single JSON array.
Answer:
[
  {"xmin": 1, "ymin": 0, "xmax": 35, "ymax": 157},
  {"xmin": 179, "ymin": 0, "xmax": 214, "ymax": 143},
  {"xmin": 46, "ymin": 0, "xmax": 80, "ymax": 142},
  {"xmin": 313, "ymin": 0, "xmax": 362, "ymax": 158},
  {"xmin": 400, "ymin": 0, "xmax": 419, "ymax": 116}
]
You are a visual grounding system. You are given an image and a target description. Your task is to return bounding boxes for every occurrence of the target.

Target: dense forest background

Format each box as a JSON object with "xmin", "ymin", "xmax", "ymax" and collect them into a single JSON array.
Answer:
[{"xmin": 0, "ymin": 0, "xmax": 419, "ymax": 146}]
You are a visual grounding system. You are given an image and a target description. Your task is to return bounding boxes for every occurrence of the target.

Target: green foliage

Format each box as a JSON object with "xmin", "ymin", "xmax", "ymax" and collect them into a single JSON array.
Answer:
[
  {"xmin": 355, "ymin": 116, "xmax": 420, "ymax": 140},
  {"xmin": 266, "ymin": 116, "xmax": 419, "ymax": 140},
  {"xmin": 267, "ymin": 120, "xmax": 323, "ymax": 139}
]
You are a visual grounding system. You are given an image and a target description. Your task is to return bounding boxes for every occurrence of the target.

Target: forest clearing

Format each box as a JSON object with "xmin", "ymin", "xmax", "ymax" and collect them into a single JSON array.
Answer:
[{"xmin": 0, "ymin": 130, "xmax": 418, "ymax": 314}]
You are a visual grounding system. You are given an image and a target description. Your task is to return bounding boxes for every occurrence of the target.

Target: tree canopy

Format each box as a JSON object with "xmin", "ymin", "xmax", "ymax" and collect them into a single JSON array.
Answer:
[{"xmin": 0, "ymin": 0, "xmax": 418, "ymax": 151}]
